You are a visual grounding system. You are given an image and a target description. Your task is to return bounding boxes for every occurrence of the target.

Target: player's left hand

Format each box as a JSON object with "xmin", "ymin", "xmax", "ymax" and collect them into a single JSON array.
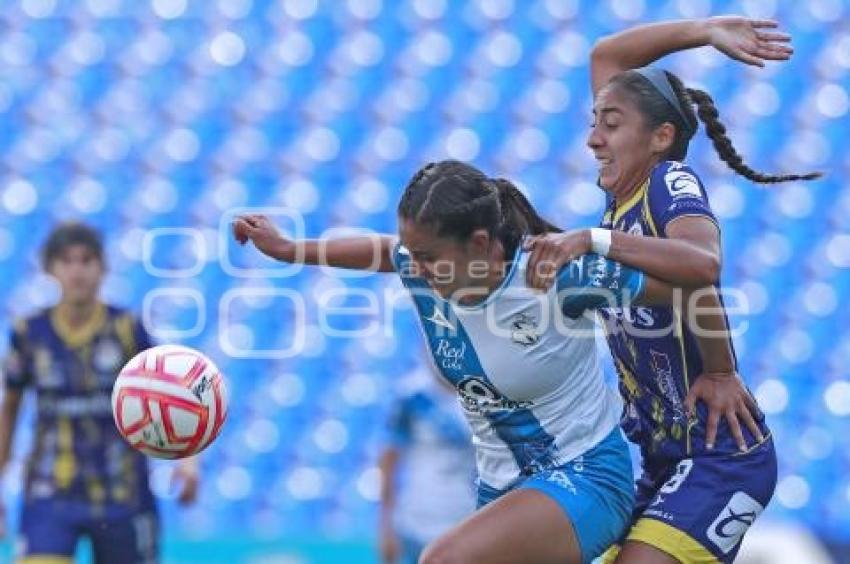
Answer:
[
  {"xmin": 707, "ymin": 16, "xmax": 793, "ymax": 67},
  {"xmin": 524, "ymin": 230, "xmax": 591, "ymax": 291},
  {"xmin": 684, "ymin": 371, "xmax": 765, "ymax": 452},
  {"xmin": 172, "ymin": 458, "xmax": 200, "ymax": 506}
]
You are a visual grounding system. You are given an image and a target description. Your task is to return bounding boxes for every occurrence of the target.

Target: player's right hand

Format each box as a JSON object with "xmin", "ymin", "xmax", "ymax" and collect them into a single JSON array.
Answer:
[
  {"xmin": 232, "ymin": 214, "xmax": 294, "ymax": 261},
  {"xmin": 706, "ymin": 16, "xmax": 793, "ymax": 67}
]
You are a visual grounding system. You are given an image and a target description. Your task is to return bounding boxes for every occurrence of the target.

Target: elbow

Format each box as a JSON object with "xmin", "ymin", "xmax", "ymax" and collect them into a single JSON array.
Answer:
[
  {"xmin": 692, "ymin": 254, "xmax": 721, "ymax": 287},
  {"xmin": 590, "ymin": 37, "xmax": 612, "ymax": 63}
]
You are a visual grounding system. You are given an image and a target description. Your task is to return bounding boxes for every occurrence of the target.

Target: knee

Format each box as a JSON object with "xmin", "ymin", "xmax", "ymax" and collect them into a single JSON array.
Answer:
[{"xmin": 419, "ymin": 535, "xmax": 467, "ymax": 564}]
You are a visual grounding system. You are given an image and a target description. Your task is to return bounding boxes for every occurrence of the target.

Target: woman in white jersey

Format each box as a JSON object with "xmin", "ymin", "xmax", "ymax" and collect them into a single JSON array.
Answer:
[{"xmin": 233, "ymin": 160, "xmax": 731, "ymax": 564}]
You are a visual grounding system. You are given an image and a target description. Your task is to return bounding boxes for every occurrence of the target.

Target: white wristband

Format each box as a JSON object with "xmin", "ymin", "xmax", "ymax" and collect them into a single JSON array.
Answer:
[{"xmin": 589, "ymin": 228, "xmax": 612, "ymax": 257}]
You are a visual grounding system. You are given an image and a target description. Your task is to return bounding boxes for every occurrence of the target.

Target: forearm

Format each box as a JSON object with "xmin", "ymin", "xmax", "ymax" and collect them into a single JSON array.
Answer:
[
  {"xmin": 270, "ymin": 235, "xmax": 397, "ymax": 272},
  {"xmin": 684, "ymin": 287, "xmax": 736, "ymax": 373},
  {"xmin": 0, "ymin": 392, "xmax": 22, "ymax": 470},
  {"xmin": 378, "ymin": 449, "xmax": 399, "ymax": 526},
  {"xmin": 607, "ymin": 231, "xmax": 719, "ymax": 287},
  {"xmin": 177, "ymin": 455, "xmax": 198, "ymax": 472},
  {"xmin": 591, "ymin": 19, "xmax": 712, "ymax": 92}
]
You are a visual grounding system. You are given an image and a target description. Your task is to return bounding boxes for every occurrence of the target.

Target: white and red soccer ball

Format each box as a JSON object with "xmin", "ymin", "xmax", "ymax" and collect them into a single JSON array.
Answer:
[{"xmin": 112, "ymin": 344, "xmax": 228, "ymax": 459}]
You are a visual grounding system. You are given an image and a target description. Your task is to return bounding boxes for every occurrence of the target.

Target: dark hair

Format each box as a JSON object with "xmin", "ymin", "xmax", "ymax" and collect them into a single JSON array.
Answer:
[
  {"xmin": 398, "ymin": 160, "xmax": 560, "ymax": 259},
  {"xmin": 42, "ymin": 221, "xmax": 104, "ymax": 270},
  {"xmin": 609, "ymin": 70, "xmax": 822, "ymax": 184}
]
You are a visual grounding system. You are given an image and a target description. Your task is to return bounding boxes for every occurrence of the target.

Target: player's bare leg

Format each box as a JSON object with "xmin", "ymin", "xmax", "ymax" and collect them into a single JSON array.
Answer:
[{"xmin": 420, "ymin": 488, "xmax": 581, "ymax": 564}]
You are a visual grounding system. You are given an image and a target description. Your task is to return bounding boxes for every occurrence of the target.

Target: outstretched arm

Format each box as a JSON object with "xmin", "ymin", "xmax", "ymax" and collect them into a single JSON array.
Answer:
[
  {"xmin": 590, "ymin": 16, "xmax": 793, "ymax": 95},
  {"xmin": 233, "ymin": 214, "xmax": 397, "ymax": 273}
]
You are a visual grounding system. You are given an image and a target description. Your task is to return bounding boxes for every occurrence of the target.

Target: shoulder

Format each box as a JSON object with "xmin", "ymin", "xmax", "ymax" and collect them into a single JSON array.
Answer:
[
  {"xmin": 106, "ymin": 304, "xmax": 135, "ymax": 320},
  {"xmin": 105, "ymin": 305, "xmax": 145, "ymax": 331},
  {"xmin": 12, "ymin": 308, "xmax": 52, "ymax": 337}
]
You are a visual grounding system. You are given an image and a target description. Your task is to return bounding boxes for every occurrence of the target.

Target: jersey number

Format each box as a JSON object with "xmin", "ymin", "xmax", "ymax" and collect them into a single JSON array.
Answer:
[{"xmin": 659, "ymin": 459, "xmax": 694, "ymax": 494}]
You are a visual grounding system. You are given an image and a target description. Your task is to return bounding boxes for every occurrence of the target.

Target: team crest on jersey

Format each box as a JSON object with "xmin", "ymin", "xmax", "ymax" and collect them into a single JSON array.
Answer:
[
  {"xmin": 628, "ymin": 222, "xmax": 643, "ymax": 236},
  {"xmin": 510, "ymin": 313, "xmax": 540, "ymax": 346},
  {"xmin": 706, "ymin": 491, "xmax": 764, "ymax": 554},
  {"xmin": 664, "ymin": 169, "xmax": 702, "ymax": 199},
  {"xmin": 93, "ymin": 339, "xmax": 124, "ymax": 375}
]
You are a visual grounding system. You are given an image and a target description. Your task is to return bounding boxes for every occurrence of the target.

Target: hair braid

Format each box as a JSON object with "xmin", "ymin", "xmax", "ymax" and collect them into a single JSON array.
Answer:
[{"xmin": 686, "ymin": 88, "xmax": 822, "ymax": 184}]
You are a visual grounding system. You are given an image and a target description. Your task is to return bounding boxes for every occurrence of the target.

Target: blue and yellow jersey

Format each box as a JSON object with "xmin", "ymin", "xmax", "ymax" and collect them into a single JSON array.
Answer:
[
  {"xmin": 3, "ymin": 303, "xmax": 155, "ymax": 510},
  {"xmin": 598, "ymin": 160, "xmax": 769, "ymax": 461}
]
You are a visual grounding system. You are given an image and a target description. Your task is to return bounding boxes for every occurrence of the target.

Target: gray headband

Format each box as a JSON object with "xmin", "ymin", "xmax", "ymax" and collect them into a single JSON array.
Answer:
[{"xmin": 634, "ymin": 66, "xmax": 696, "ymax": 135}]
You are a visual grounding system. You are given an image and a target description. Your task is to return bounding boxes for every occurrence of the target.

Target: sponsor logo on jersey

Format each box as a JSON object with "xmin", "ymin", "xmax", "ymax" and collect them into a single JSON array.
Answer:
[
  {"xmin": 510, "ymin": 313, "xmax": 540, "ymax": 346},
  {"xmin": 457, "ymin": 376, "xmax": 532, "ymax": 413},
  {"xmin": 434, "ymin": 339, "xmax": 466, "ymax": 371},
  {"xmin": 664, "ymin": 169, "xmax": 702, "ymax": 199},
  {"xmin": 706, "ymin": 491, "xmax": 764, "ymax": 554},
  {"xmin": 600, "ymin": 306, "xmax": 656, "ymax": 327},
  {"xmin": 650, "ymin": 349, "xmax": 686, "ymax": 420},
  {"xmin": 38, "ymin": 394, "xmax": 112, "ymax": 417}
]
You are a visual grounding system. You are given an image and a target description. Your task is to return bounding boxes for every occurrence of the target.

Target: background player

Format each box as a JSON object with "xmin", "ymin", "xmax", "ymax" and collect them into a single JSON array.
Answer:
[
  {"xmin": 0, "ymin": 222, "xmax": 200, "ymax": 564},
  {"xmin": 378, "ymin": 366, "xmax": 475, "ymax": 564},
  {"xmin": 524, "ymin": 17, "xmax": 820, "ymax": 564}
]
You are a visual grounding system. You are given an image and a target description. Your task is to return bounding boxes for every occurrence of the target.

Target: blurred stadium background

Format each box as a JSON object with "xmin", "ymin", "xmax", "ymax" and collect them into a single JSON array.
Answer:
[{"xmin": 0, "ymin": 0, "xmax": 848, "ymax": 562}]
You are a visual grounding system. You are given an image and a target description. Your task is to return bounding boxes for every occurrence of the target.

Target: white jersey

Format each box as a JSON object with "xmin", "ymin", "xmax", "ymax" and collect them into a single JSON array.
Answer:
[
  {"xmin": 387, "ymin": 371, "xmax": 476, "ymax": 542},
  {"xmin": 393, "ymin": 245, "xmax": 627, "ymax": 490}
]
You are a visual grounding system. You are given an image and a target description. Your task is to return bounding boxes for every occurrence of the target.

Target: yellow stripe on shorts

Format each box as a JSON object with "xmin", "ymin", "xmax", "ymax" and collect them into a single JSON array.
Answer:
[
  {"xmin": 599, "ymin": 544, "xmax": 621, "ymax": 563},
  {"xmin": 627, "ymin": 518, "xmax": 719, "ymax": 563},
  {"xmin": 18, "ymin": 556, "xmax": 73, "ymax": 564}
]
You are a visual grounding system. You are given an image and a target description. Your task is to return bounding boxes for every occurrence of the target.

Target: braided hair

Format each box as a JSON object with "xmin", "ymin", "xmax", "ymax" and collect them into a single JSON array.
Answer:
[
  {"xmin": 609, "ymin": 70, "xmax": 821, "ymax": 184},
  {"xmin": 398, "ymin": 160, "xmax": 560, "ymax": 259}
]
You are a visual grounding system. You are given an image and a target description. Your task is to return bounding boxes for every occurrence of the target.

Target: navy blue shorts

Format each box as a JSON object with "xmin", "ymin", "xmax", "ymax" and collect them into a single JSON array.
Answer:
[
  {"xmin": 604, "ymin": 437, "xmax": 777, "ymax": 563},
  {"xmin": 477, "ymin": 428, "xmax": 635, "ymax": 564},
  {"xmin": 17, "ymin": 498, "xmax": 159, "ymax": 564}
]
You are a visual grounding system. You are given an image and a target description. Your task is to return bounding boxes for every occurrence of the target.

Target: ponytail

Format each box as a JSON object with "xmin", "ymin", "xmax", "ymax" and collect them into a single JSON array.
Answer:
[
  {"xmin": 612, "ymin": 69, "xmax": 822, "ymax": 184},
  {"xmin": 686, "ymin": 88, "xmax": 822, "ymax": 184}
]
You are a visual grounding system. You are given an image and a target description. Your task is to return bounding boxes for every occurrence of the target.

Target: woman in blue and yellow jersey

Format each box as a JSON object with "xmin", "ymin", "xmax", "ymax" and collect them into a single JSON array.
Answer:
[
  {"xmin": 0, "ymin": 222, "xmax": 200, "ymax": 564},
  {"xmin": 525, "ymin": 17, "xmax": 820, "ymax": 564}
]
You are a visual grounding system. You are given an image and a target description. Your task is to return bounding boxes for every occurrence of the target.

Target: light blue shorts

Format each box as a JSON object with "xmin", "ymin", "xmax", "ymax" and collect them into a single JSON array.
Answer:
[{"xmin": 477, "ymin": 427, "xmax": 635, "ymax": 564}]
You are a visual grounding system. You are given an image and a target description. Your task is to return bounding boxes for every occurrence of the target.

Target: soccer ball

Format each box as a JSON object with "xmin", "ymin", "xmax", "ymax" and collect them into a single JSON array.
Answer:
[{"xmin": 112, "ymin": 344, "xmax": 228, "ymax": 459}]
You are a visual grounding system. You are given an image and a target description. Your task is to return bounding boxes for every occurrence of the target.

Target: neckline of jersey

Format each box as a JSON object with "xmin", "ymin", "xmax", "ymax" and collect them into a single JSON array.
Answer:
[
  {"xmin": 612, "ymin": 177, "xmax": 650, "ymax": 225},
  {"xmin": 49, "ymin": 302, "xmax": 107, "ymax": 348}
]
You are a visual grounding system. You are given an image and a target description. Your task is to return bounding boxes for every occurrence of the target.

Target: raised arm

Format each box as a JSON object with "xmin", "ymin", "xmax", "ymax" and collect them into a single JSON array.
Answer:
[
  {"xmin": 590, "ymin": 16, "xmax": 792, "ymax": 95},
  {"xmin": 233, "ymin": 214, "xmax": 397, "ymax": 273}
]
